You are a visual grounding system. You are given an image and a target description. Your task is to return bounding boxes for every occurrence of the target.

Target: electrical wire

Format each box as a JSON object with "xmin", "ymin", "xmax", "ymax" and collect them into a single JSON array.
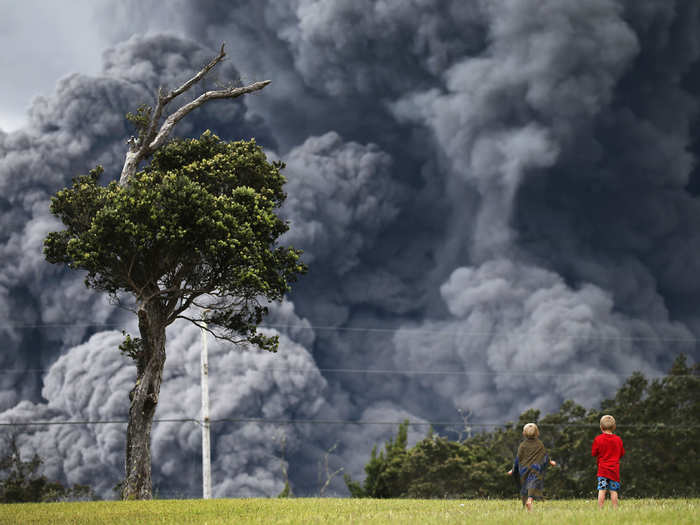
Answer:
[
  {"xmin": 0, "ymin": 320, "xmax": 699, "ymax": 343},
  {"xmin": 0, "ymin": 366, "xmax": 694, "ymax": 378},
  {"xmin": 0, "ymin": 417, "xmax": 696, "ymax": 429}
]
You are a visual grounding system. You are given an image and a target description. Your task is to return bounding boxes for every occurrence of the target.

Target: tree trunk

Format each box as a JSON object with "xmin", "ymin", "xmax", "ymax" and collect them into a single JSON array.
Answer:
[{"xmin": 123, "ymin": 303, "xmax": 167, "ymax": 500}]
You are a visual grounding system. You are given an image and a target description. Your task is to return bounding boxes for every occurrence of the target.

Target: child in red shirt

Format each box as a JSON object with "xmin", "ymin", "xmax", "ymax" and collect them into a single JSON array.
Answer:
[{"xmin": 592, "ymin": 414, "xmax": 625, "ymax": 509}]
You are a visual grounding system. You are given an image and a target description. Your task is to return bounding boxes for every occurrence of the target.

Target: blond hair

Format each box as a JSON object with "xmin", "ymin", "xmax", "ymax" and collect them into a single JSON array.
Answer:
[
  {"xmin": 523, "ymin": 423, "xmax": 539, "ymax": 438},
  {"xmin": 600, "ymin": 414, "xmax": 616, "ymax": 431}
]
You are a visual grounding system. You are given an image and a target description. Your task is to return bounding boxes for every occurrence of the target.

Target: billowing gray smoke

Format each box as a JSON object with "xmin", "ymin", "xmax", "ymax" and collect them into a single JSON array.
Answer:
[{"xmin": 1, "ymin": 0, "xmax": 699, "ymax": 497}]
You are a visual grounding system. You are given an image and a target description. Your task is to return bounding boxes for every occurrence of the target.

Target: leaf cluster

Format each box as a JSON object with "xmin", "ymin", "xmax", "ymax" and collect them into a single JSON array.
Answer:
[
  {"xmin": 45, "ymin": 131, "xmax": 306, "ymax": 350},
  {"xmin": 126, "ymin": 104, "xmax": 153, "ymax": 142}
]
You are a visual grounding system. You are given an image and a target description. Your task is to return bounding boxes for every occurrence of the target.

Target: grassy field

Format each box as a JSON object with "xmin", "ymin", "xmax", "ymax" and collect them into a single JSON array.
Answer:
[{"xmin": 1, "ymin": 498, "xmax": 698, "ymax": 524}]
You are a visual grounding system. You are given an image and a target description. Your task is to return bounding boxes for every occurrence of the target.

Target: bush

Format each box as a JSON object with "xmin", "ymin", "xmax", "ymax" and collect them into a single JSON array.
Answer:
[{"xmin": 0, "ymin": 434, "xmax": 96, "ymax": 503}]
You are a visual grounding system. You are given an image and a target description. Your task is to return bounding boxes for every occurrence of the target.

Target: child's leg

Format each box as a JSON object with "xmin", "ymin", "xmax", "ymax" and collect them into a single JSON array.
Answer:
[
  {"xmin": 525, "ymin": 497, "xmax": 533, "ymax": 511},
  {"xmin": 610, "ymin": 490, "xmax": 619, "ymax": 508},
  {"xmin": 597, "ymin": 489, "xmax": 607, "ymax": 508}
]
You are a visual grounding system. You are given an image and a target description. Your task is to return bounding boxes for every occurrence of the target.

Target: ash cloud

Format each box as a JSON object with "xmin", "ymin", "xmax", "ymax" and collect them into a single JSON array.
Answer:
[
  {"xmin": 281, "ymin": 131, "xmax": 405, "ymax": 274},
  {"xmin": 393, "ymin": 259, "xmax": 693, "ymax": 422},
  {"xmin": 2, "ymin": 0, "xmax": 700, "ymax": 497},
  {"xmin": 0, "ymin": 312, "xmax": 328, "ymax": 498}
]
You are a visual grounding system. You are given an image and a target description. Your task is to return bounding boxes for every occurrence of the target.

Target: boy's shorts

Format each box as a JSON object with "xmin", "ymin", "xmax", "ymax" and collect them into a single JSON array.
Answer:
[
  {"xmin": 597, "ymin": 476, "xmax": 621, "ymax": 491},
  {"xmin": 521, "ymin": 474, "xmax": 544, "ymax": 501}
]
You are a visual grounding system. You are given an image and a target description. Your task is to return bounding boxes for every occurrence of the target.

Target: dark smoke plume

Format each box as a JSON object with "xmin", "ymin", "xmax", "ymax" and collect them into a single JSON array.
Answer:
[{"xmin": 1, "ymin": 0, "xmax": 699, "ymax": 497}]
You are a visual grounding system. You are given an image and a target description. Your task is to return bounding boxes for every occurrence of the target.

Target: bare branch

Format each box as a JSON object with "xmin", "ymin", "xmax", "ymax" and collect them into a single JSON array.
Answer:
[
  {"xmin": 163, "ymin": 43, "xmax": 227, "ymax": 104},
  {"xmin": 318, "ymin": 443, "xmax": 343, "ymax": 497},
  {"xmin": 167, "ymin": 292, "xmax": 210, "ymax": 323},
  {"xmin": 147, "ymin": 81, "xmax": 270, "ymax": 153},
  {"xmin": 107, "ymin": 291, "xmax": 139, "ymax": 315},
  {"xmin": 119, "ymin": 43, "xmax": 271, "ymax": 186},
  {"xmin": 457, "ymin": 408, "xmax": 473, "ymax": 441},
  {"xmin": 142, "ymin": 45, "xmax": 227, "ymax": 149},
  {"xmin": 175, "ymin": 315, "xmax": 249, "ymax": 345},
  {"xmin": 275, "ymin": 431, "xmax": 292, "ymax": 497}
]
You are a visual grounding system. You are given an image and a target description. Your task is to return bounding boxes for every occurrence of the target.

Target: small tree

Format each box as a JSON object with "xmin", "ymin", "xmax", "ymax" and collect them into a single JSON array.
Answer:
[
  {"xmin": 44, "ymin": 46, "xmax": 305, "ymax": 499},
  {"xmin": 0, "ymin": 433, "xmax": 94, "ymax": 502},
  {"xmin": 344, "ymin": 420, "xmax": 410, "ymax": 498}
]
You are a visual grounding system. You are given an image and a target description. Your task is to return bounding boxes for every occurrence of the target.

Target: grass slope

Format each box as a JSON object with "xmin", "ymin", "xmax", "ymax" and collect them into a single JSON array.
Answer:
[{"xmin": 1, "ymin": 498, "xmax": 698, "ymax": 524}]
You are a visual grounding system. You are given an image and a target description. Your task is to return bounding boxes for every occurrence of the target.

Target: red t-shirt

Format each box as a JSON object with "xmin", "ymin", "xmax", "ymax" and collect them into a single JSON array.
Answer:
[{"xmin": 592, "ymin": 433, "xmax": 625, "ymax": 481}]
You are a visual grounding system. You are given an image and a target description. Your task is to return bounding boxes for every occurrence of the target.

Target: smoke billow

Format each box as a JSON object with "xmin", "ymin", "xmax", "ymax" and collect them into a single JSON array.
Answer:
[
  {"xmin": 2, "ymin": 303, "xmax": 327, "ymax": 498},
  {"xmin": 1, "ymin": 0, "xmax": 700, "ymax": 497},
  {"xmin": 281, "ymin": 131, "xmax": 405, "ymax": 274}
]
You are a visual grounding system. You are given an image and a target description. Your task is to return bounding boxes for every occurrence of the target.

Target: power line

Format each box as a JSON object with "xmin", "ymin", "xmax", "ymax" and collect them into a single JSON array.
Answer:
[
  {"xmin": 0, "ymin": 418, "xmax": 190, "ymax": 426},
  {"xmin": 4, "ymin": 322, "xmax": 108, "ymax": 328},
  {"xmin": 1, "ymin": 320, "xmax": 699, "ymax": 343},
  {"xmin": 209, "ymin": 418, "xmax": 699, "ymax": 429},
  {"xmin": 0, "ymin": 366, "xmax": 693, "ymax": 378},
  {"xmin": 274, "ymin": 367, "xmax": 690, "ymax": 378},
  {"xmin": 267, "ymin": 324, "xmax": 700, "ymax": 343},
  {"xmin": 0, "ymin": 417, "xmax": 697, "ymax": 429}
]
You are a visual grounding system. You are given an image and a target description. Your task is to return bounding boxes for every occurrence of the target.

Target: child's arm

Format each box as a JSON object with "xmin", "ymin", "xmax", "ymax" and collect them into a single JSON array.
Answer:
[
  {"xmin": 549, "ymin": 459, "xmax": 557, "ymax": 466},
  {"xmin": 508, "ymin": 456, "xmax": 519, "ymax": 475},
  {"xmin": 592, "ymin": 437, "xmax": 599, "ymax": 457}
]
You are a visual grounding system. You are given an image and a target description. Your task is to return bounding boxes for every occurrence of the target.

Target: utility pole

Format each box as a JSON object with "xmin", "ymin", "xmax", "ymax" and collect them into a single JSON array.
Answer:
[{"xmin": 200, "ymin": 316, "xmax": 212, "ymax": 499}]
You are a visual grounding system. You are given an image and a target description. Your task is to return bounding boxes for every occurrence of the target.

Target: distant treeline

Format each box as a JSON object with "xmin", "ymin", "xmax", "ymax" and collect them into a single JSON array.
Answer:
[{"xmin": 345, "ymin": 354, "xmax": 699, "ymax": 499}]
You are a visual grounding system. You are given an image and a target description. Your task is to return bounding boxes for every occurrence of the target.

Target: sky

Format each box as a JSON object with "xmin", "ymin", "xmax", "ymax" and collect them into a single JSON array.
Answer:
[
  {"xmin": 0, "ymin": 1, "xmax": 105, "ymax": 131},
  {"xmin": 1, "ymin": 0, "xmax": 699, "ymax": 498}
]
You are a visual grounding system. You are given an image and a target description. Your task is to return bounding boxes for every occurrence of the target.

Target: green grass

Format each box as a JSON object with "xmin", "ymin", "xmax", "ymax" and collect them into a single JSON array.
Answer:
[{"xmin": 1, "ymin": 498, "xmax": 698, "ymax": 524}]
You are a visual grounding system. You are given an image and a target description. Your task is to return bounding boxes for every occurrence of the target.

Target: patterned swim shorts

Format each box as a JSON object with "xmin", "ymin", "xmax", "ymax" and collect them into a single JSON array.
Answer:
[
  {"xmin": 597, "ymin": 476, "xmax": 621, "ymax": 491},
  {"xmin": 521, "ymin": 472, "xmax": 544, "ymax": 500}
]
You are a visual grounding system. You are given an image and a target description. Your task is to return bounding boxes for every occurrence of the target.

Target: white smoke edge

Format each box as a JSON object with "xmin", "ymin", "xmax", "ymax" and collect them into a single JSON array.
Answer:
[
  {"xmin": 0, "ymin": 314, "xmax": 321, "ymax": 498},
  {"xmin": 279, "ymin": 130, "xmax": 408, "ymax": 275}
]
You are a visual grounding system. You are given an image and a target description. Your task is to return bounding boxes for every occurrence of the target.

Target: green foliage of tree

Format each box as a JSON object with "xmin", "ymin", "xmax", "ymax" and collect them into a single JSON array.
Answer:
[
  {"xmin": 344, "ymin": 420, "xmax": 410, "ymax": 498},
  {"xmin": 44, "ymin": 131, "xmax": 306, "ymax": 499},
  {"xmin": 0, "ymin": 434, "xmax": 95, "ymax": 503},
  {"xmin": 45, "ymin": 132, "xmax": 302, "ymax": 350},
  {"xmin": 346, "ymin": 355, "xmax": 699, "ymax": 499}
]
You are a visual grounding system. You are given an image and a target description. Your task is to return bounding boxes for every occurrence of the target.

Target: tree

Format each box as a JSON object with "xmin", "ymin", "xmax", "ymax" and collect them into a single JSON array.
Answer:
[
  {"xmin": 44, "ymin": 46, "xmax": 305, "ymax": 500},
  {"xmin": 345, "ymin": 421, "xmax": 511, "ymax": 499},
  {"xmin": 0, "ymin": 433, "xmax": 94, "ymax": 503}
]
